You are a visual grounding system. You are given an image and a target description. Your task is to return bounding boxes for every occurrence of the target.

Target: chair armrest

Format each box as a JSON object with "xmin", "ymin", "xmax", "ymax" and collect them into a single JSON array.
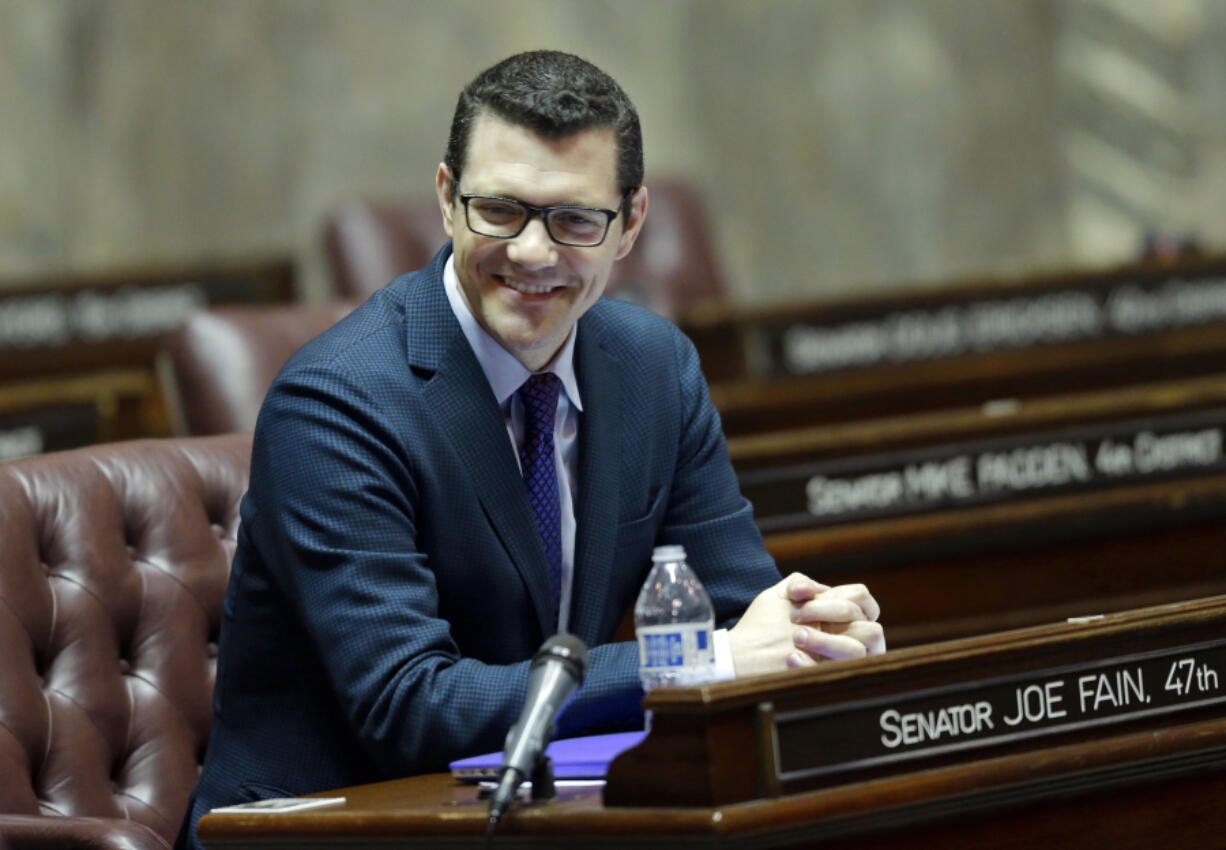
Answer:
[{"xmin": 0, "ymin": 814, "xmax": 169, "ymax": 850}]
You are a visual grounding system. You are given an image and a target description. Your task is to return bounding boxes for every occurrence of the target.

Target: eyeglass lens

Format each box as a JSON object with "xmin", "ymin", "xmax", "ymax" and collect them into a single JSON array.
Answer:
[{"xmin": 466, "ymin": 197, "xmax": 609, "ymax": 246}]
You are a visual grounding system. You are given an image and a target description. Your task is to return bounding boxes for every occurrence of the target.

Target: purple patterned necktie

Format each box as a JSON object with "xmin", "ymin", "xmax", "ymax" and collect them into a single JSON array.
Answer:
[{"xmin": 517, "ymin": 373, "xmax": 563, "ymax": 624}]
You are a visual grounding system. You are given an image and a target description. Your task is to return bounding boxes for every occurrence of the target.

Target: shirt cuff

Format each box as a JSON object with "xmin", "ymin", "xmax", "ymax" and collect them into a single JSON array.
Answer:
[{"xmin": 711, "ymin": 628, "xmax": 737, "ymax": 682}]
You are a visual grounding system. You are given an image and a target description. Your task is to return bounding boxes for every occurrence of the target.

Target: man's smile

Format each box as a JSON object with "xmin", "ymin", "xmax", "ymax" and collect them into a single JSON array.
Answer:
[{"xmin": 494, "ymin": 273, "xmax": 568, "ymax": 296}]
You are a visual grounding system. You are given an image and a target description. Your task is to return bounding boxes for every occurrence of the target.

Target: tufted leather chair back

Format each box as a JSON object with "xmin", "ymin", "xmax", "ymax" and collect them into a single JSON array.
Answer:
[
  {"xmin": 323, "ymin": 198, "xmax": 444, "ymax": 304},
  {"xmin": 322, "ymin": 178, "xmax": 726, "ymax": 318},
  {"xmin": 0, "ymin": 434, "xmax": 252, "ymax": 848},
  {"xmin": 161, "ymin": 302, "xmax": 356, "ymax": 436}
]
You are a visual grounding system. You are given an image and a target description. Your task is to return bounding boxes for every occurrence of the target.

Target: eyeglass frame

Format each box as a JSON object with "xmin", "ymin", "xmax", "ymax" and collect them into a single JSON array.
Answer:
[{"xmin": 458, "ymin": 193, "xmax": 622, "ymax": 247}]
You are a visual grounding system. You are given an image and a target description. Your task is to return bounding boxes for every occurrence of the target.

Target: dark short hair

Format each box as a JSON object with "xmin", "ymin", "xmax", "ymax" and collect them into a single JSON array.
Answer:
[{"xmin": 444, "ymin": 50, "xmax": 643, "ymax": 220}]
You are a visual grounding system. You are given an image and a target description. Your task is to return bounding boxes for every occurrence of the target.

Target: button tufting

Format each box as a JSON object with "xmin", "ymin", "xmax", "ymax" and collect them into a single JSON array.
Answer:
[
  {"xmin": 206, "ymin": 642, "xmax": 219, "ymax": 659},
  {"xmin": 118, "ymin": 658, "xmax": 132, "ymax": 675}
]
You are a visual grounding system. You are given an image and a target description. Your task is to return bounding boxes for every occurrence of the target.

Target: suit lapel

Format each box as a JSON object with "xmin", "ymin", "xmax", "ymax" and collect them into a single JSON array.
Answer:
[
  {"xmin": 406, "ymin": 247, "xmax": 555, "ymax": 640},
  {"xmin": 570, "ymin": 320, "xmax": 621, "ymax": 644}
]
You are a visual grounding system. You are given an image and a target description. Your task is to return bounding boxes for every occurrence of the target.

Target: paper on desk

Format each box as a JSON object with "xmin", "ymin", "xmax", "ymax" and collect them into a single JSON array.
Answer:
[{"xmin": 209, "ymin": 796, "xmax": 346, "ymax": 814}]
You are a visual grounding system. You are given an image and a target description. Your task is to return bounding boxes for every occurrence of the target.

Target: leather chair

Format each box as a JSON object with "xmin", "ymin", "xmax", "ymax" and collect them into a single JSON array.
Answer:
[
  {"xmin": 323, "ymin": 199, "xmax": 444, "ymax": 304},
  {"xmin": 322, "ymin": 177, "xmax": 726, "ymax": 319},
  {"xmin": 161, "ymin": 301, "xmax": 356, "ymax": 436},
  {"xmin": 0, "ymin": 434, "xmax": 252, "ymax": 849}
]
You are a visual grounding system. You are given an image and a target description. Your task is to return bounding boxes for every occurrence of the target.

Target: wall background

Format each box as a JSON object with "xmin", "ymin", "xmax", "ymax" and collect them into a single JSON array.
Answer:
[{"xmin": 2, "ymin": 0, "xmax": 1224, "ymax": 304}]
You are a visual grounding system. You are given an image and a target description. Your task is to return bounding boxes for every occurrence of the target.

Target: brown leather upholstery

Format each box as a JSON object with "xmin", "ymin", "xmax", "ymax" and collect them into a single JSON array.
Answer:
[
  {"xmin": 604, "ymin": 177, "xmax": 726, "ymax": 319},
  {"xmin": 0, "ymin": 434, "xmax": 252, "ymax": 850},
  {"xmin": 322, "ymin": 178, "xmax": 726, "ymax": 319},
  {"xmin": 323, "ymin": 199, "xmax": 445, "ymax": 304},
  {"xmin": 161, "ymin": 301, "xmax": 356, "ymax": 436}
]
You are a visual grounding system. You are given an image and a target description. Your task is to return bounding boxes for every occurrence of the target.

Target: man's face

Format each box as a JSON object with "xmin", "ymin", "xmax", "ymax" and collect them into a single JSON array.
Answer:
[{"xmin": 436, "ymin": 112, "xmax": 647, "ymax": 371}]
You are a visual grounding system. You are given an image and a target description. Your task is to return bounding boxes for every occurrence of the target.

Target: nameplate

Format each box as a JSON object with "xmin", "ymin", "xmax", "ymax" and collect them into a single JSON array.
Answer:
[
  {"xmin": 0, "ymin": 259, "xmax": 294, "ymax": 377},
  {"xmin": 743, "ymin": 407, "xmax": 1226, "ymax": 532},
  {"xmin": 773, "ymin": 638, "xmax": 1226, "ymax": 784},
  {"xmin": 747, "ymin": 268, "xmax": 1226, "ymax": 379}
]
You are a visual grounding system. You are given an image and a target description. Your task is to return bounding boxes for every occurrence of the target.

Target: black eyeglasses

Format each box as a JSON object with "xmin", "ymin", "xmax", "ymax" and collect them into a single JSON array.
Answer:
[{"xmin": 459, "ymin": 194, "xmax": 620, "ymax": 247}]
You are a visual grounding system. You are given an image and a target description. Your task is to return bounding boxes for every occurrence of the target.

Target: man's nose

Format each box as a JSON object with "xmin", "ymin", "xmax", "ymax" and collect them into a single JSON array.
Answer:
[{"xmin": 506, "ymin": 216, "xmax": 557, "ymax": 268}]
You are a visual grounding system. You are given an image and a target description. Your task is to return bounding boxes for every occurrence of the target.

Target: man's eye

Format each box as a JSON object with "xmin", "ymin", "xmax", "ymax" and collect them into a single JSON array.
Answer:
[
  {"xmin": 553, "ymin": 212, "xmax": 602, "ymax": 231},
  {"xmin": 475, "ymin": 201, "xmax": 520, "ymax": 220}
]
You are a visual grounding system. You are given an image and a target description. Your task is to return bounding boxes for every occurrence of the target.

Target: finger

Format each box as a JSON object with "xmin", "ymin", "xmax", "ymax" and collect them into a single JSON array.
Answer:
[
  {"xmin": 784, "ymin": 572, "xmax": 830, "ymax": 603},
  {"xmin": 823, "ymin": 583, "xmax": 881, "ymax": 623},
  {"xmin": 786, "ymin": 649, "xmax": 818, "ymax": 669},
  {"xmin": 823, "ymin": 620, "xmax": 887, "ymax": 655},
  {"xmin": 794, "ymin": 624, "xmax": 873, "ymax": 661},
  {"xmin": 790, "ymin": 597, "xmax": 866, "ymax": 625}
]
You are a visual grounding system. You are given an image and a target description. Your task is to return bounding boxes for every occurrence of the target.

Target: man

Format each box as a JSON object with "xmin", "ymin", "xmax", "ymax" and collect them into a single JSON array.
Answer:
[{"xmin": 176, "ymin": 50, "xmax": 882, "ymax": 850}]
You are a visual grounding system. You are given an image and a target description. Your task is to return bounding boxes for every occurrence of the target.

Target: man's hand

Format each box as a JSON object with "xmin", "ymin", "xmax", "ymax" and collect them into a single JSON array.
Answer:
[{"xmin": 727, "ymin": 573, "xmax": 885, "ymax": 678}]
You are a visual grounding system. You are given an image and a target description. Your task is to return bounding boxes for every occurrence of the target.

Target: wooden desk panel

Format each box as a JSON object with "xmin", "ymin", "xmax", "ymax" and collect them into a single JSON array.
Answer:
[
  {"xmin": 200, "ymin": 597, "xmax": 1226, "ymax": 849},
  {"xmin": 198, "ymin": 717, "xmax": 1226, "ymax": 849},
  {"xmin": 692, "ymin": 254, "xmax": 1226, "ymax": 435},
  {"xmin": 0, "ymin": 258, "xmax": 295, "ymax": 381}
]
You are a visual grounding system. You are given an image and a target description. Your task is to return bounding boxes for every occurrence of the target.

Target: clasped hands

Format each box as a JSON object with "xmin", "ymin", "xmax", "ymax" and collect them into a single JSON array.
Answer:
[{"xmin": 727, "ymin": 573, "xmax": 885, "ymax": 677}]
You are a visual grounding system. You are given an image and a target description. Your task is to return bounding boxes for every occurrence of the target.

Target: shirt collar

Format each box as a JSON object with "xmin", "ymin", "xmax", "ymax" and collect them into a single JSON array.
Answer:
[{"xmin": 443, "ymin": 254, "xmax": 584, "ymax": 410}]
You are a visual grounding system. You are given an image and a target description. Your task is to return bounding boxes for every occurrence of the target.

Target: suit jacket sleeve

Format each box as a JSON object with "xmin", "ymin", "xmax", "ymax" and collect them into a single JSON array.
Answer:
[{"xmin": 655, "ymin": 323, "xmax": 781, "ymax": 628}]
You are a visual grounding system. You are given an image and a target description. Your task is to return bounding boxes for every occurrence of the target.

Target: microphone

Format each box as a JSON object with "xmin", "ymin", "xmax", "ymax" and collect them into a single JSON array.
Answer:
[{"xmin": 487, "ymin": 634, "xmax": 589, "ymax": 829}]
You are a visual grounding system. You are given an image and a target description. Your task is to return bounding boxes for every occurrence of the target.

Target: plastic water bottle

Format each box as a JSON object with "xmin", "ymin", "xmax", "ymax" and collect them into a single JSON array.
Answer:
[{"xmin": 634, "ymin": 545, "xmax": 716, "ymax": 691}]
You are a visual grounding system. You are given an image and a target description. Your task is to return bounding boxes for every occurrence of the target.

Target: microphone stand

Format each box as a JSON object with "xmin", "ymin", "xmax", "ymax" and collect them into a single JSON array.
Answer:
[
  {"xmin": 484, "ymin": 633, "xmax": 588, "ymax": 845},
  {"xmin": 530, "ymin": 755, "xmax": 556, "ymax": 801},
  {"xmin": 483, "ymin": 754, "xmax": 555, "ymax": 848}
]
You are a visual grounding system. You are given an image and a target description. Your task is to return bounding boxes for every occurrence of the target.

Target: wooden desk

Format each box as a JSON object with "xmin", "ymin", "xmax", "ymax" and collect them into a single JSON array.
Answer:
[
  {"xmin": 198, "ymin": 730, "xmax": 1226, "ymax": 849},
  {"xmin": 690, "ymin": 255, "xmax": 1226, "ymax": 435},
  {"xmin": 0, "ymin": 257, "xmax": 294, "ymax": 450},
  {"xmin": 200, "ymin": 598, "xmax": 1226, "ymax": 849},
  {"xmin": 725, "ymin": 376, "xmax": 1226, "ymax": 647},
  {"xmin": 0, "ymin": 370, "xmax": 164, "ymax": 459}
]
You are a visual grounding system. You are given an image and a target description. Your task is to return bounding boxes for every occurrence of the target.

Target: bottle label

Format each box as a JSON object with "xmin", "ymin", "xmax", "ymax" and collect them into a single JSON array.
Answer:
[{"xmin": 637, "ymin": 622, "xmax": 715, "ymax": 669}]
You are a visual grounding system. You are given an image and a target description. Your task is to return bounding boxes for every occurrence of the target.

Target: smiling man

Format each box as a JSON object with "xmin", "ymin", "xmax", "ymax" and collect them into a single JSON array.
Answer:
[
  {"xmin": 438, "ymin": 112, "xmax": 640, "ymax": 371},
  {"xmin": 176, "ymin": 51, "xmax": 883, "ymax": 850}
]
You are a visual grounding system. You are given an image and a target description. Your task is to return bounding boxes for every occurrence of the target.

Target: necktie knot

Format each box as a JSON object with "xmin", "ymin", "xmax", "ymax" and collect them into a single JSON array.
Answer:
[{"xmin": 519, "ymin": 373, "xmax": 561, "ymax": 435}]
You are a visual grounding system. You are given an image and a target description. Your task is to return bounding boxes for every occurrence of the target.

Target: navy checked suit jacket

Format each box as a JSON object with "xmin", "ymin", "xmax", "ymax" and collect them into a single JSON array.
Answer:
[{"xmin": 177, "ymin": 244, "xmax": 779, "ymax": 849}]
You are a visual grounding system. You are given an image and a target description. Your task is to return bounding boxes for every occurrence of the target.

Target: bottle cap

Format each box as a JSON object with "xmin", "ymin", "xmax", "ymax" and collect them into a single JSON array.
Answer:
[{"xmin": 651, "ymin": 544, "xmax": 686, "ymax": 562}]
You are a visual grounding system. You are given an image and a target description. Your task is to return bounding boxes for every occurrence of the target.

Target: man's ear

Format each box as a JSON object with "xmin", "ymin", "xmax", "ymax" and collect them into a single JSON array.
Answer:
[
  {"xmin": 614, "ymin": 186, "xmax": 649, "ymax": 260},
  {"xmin": 435, "ymin": 163, "xmax": 456, "ymax": 239}
]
